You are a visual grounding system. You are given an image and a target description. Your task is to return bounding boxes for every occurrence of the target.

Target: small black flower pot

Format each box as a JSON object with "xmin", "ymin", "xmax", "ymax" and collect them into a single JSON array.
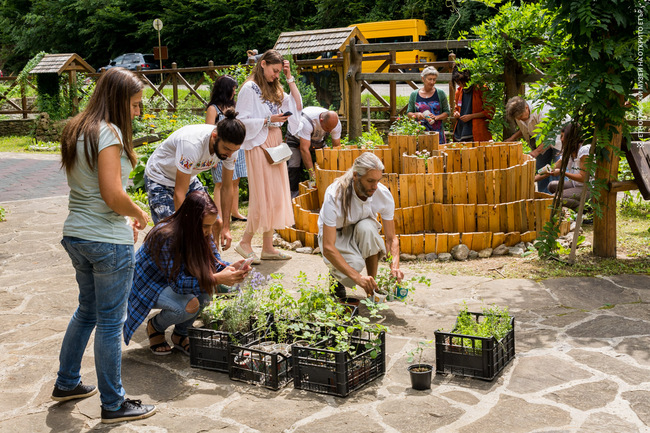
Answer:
[{"xmin": 408, "ymin": 364, "xmax": 433, "ymax": 390}]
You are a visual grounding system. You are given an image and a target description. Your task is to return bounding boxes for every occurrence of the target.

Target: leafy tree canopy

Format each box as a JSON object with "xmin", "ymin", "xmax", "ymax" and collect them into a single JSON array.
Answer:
[{"xmin": 0, "ymin": 0, "xmax": 496, "ymax": 73}]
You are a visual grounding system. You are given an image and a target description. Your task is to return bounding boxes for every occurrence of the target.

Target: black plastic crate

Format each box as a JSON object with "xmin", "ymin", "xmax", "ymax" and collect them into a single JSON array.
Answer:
[
  {"xmin": 228, "ymin": 337, "xmax": 295, "ymax": 390},
  {"xmin": 292, "ymin": 331, "xmax": 386, "ymax": 397},
  {"xmin": 188, "ymin": 317, "xmax": 268, "ymax": 373},
  {"xmin": 434, "ymin": 312, "xmax": 515, "ymax": 381},
  {"xmin": 228, "ymin": 321, "xmax": 327, "ymax": 391}
]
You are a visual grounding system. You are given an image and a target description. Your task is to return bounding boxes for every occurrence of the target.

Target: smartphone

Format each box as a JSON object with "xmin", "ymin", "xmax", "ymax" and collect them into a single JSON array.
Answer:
[
  {"xmin": 283, "ymin": 111, "xmax": 293, "ymax": 116},
  {"xmin": 238, "ymin": 257, "xmax": 254, "ymax": 270}
]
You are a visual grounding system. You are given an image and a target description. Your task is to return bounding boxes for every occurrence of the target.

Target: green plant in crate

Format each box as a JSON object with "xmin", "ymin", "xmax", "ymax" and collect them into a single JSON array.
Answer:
[
  {"xmin": 389, "ymin": 116, "xmax": 425, "ymax": 136},
  {"xmin": 326, "ymin": 298, "xmax": 389, "ymax": 358},
  {"xmin": 453, "ymin": 302, "xmax": 513, "ymax": 351}
]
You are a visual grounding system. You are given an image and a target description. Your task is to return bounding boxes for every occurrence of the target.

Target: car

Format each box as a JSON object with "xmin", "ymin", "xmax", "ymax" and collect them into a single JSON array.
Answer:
[{"xmin": 99, "ymin": 53, "xmax": 157, "ymax": 72}]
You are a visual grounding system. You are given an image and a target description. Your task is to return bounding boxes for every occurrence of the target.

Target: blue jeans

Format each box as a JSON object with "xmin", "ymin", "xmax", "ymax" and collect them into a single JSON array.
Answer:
[
  {"xmin": 534, "ymin": 145, "xmax": 555, "ymax": 194},
  {"xmin": 145, "ymin": 174, "xmax": 206, "ymax": 224},
  {"xmin": 57, "ymin": 237, "xmax": 134, "ymax": 411},
  {"xmin": 150, "ymin": 286, "xmax": 211, "ymax": 336}
]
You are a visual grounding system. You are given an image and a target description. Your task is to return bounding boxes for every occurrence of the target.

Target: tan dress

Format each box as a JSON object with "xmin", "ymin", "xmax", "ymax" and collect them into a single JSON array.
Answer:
[{"xmin": 244, "ymin": 127, "xmax": 294, "ymax": 233}]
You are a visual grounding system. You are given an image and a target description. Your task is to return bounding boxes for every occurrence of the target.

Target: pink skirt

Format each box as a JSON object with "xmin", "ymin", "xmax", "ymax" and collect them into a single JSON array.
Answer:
[{"xmin": 244, "ymin": 127, "xmax": 295, "ymax": 233}]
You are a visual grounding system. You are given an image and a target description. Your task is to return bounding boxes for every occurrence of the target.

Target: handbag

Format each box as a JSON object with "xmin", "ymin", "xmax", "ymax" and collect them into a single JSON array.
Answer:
[{"xmin": 262, "ymin": 142, "xmax": 292, "ymax": 165}]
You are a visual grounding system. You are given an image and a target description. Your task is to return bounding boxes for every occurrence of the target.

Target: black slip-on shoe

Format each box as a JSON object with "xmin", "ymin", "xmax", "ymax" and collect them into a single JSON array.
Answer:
[
  {"xmin": 101, "ymin": 399, "xmax": 156, "ymax": 424},
  {"xmin": 51, "ymin": 381, "xmax": 98, "ymax": 402}
]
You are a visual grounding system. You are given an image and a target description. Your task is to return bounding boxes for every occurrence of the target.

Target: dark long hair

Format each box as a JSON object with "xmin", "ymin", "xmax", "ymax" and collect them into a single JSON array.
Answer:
[
  {"xmin": 61, "ymin": 67, "xmax": 143, "ymax": 172},
  {"xmin": 207, "ymin": 75, "xmax": 237, "ymax": 116},
  {"xmin": 561, "ymin": 122, "xmax": 584, "ymax": 158},
  {"xmin": 144, "ymin": 190, "xmax": 220, "ymax": 292}
]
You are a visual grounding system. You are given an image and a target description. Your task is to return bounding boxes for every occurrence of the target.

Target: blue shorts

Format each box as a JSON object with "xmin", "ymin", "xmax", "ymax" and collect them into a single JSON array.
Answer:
[{"xmin": 145, "ymin": 175, "xmax": 207, "ymax": 224}]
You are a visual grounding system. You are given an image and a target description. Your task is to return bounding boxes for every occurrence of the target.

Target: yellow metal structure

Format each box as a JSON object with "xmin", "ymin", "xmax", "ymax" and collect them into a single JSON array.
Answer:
[{"xmin": 349, "ymin": 19, "xmax": 436, "ymax": 72}]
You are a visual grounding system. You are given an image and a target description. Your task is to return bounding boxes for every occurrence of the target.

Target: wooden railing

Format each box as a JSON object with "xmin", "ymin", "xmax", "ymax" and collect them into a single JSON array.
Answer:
[{"xmin": 0, "ymin": 76, "xmax": 37, "ymax": 118}]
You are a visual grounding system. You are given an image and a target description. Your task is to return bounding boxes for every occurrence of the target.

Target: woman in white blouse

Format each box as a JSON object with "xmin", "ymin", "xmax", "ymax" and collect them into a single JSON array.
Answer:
[{"xmin": 234, "ymin": 49, "xmax": 302, "ymax": 262}]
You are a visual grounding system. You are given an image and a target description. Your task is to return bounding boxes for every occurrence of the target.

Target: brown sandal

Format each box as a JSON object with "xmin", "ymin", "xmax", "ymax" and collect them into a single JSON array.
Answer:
[
  {"xmin": 147, "ymin": 318, "xmax": 171, "ymax": 356},
  {"xmin": 171, "ymin": 332, "xmax": 190, "ymax": 356}
]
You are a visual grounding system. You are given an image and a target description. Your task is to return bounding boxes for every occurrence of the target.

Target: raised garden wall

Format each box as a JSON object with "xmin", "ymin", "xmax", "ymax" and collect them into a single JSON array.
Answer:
[
  {"xmin": 0, "ymin": 118, "xmax": 36, "ymax": 136},
  {"xmin": 278, "ymin": 133, "xmax": 566, "ymax": 253}
]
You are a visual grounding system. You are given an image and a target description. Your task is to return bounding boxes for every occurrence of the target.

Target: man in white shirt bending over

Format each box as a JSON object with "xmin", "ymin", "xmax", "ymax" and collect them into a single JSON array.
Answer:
[
  {"xmin": 287, "ymin": 107, "xmax": 341, "ymax": 198},
  {"xmin": 144, "ymin": 109, "xmax": 245, "ymax": 248},
  {"xmin": 318, "ymin": 152, "xmax": 404, "ymax": 300}
]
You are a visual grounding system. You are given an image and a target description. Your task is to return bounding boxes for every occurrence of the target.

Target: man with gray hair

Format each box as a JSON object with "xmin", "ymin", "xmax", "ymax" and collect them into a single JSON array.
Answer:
[{"xmin": 318, "ymin": 152, "xmax": 403, "ymax": 299}]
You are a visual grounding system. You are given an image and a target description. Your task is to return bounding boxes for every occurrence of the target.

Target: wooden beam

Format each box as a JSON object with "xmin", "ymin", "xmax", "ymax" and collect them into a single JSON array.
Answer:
[
  {"xmin": 609, "ymin": 180, "xmax": 639, "ymax": 193},
  {"xmin": 360, "ymin": 81, "xmax": 389, "ymax": 107},
  {"xmin": 356, "ymin": 39, "xmax": 477, "ymax": 53},
  {"xmin": 295, "ymin": 58, "xmax": 344, "ymax": 67},
  {"xmin": 358, "ymin": 72, "xmax": 452, "ymax": 82}
]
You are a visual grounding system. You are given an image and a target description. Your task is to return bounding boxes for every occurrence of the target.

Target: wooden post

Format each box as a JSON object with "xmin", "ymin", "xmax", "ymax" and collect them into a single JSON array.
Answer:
[
  {"xmin": 389, "ymin": 50, "xmax": 397, "ymax": 121},
  {"xmin": 171, "ymin": 62, "xmax": 178, "ymax": 112},
  {"xmin": 69, "ymin": 69, "xmax": 78, "ymax": 115},
  {"xmin": 593, "ymin": 123, "xmax": 623, "ymax": 257},
  {"xmin": 21, "ymin": 79, "xmax": 27, "ymax": 119},
  {"xmin": 448, "ymin": 53, "xmax": 456, "ymax": 126},
  {"xmin": 346, "ymin": 38, "xmax": 362, "ymax": 140}
]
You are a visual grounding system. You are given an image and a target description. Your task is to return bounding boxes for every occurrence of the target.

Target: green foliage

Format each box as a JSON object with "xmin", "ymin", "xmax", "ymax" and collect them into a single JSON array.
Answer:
[
  {"xmin": 389, "ymin": 116, "xmax": 425, "ymax": 136},
  {"xmin": 534, "ymin": 214, "xmax": 562, "ymax": 259},
  {"xmin": 619, "ymin": 191, "xmax": 650, "ymax": 218},
  {"xmin": 458, "ymin": 2, "xmax": 555, "ymax": 140},
  {"xmin": 406, "ymin": 339, "xmax": 434, "ymax": 365},
  {"xmin": 375, "ymin": 264, "xmax": 430, "ymax": 303},
  {"xmin": 341, "ymin": 124, "xmax": 385, "ymax": 149},
  {"xmin": 0, "ymin": 0, "xmax": 498, "ymax": 76},
  {"xmin": 0, "ymin": 206, "xmax": 6, "ymax": 222},
  {"xmin": 452, "ymin": 302, "xmax": 513, "ymax": 350}
]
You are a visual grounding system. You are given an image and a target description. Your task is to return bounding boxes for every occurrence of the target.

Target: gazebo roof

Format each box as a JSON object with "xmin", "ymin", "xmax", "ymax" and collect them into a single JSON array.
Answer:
[
  {"xmin": 31, "ymin": 53, "xmax": 95, "ymax": 75},
  {"xmin": 274, "ymin": 27, "xmax": 367, "ymax": 56}
]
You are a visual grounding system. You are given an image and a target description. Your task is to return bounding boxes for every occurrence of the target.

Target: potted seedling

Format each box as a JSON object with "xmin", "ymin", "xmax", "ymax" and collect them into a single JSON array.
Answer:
[
  {"xmin": 375, "ymin": 260, "xmax": 431, "ymax": 302},
  {"xmin": 406, "ymin": 339, "xmax": 434, "ymax": 390}
]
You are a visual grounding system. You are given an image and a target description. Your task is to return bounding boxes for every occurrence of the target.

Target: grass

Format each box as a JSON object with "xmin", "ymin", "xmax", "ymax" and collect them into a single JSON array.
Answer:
[
  {"xmin": 143, "ymin": 87, "xmax": 211, "ymax": 110},
  {"xmin": 0, "ymin": 136, "xmax": 35, "ymax": 152}
]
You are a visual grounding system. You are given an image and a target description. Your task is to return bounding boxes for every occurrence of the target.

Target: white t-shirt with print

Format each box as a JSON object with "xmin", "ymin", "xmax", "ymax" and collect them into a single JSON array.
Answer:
[
  {"xmin": 145, "ymin": 124, "xmax": 236, "ymax": 187},
  {"xmin": 318, "ymin": 181, "xmax": 394, "ymax": 236}
]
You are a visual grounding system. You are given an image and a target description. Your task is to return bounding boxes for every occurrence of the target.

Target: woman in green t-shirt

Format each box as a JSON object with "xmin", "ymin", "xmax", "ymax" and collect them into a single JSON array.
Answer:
[{"xmin": 53, "ymin": 68, "xmax": 156, "ymax": 424}]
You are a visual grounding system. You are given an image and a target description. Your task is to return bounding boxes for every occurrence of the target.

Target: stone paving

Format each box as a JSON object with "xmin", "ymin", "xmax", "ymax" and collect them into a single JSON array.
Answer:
[
  {"xmin": 0, "ymin": 153, "xmax": 68, "ymax": 202},
  {"xmin": 1, "ymin": 153, "xmax": 650, "ymax": 432}
]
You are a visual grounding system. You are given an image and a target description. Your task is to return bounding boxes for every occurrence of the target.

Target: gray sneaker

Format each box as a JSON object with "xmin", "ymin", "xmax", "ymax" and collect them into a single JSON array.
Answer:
[
  {"xmin": 51, "ymin": 382, "xmax": 98, "ymax": 402},
  {"xmin": 101, "ymin": 399, "xmax": 156, "ymax": 424}
]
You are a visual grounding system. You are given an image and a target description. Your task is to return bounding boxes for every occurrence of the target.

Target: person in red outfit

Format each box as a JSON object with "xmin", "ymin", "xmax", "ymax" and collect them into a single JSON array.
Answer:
[{"xmin": 452, "ymin": 67, "xmax": 493, "ymax": 142}]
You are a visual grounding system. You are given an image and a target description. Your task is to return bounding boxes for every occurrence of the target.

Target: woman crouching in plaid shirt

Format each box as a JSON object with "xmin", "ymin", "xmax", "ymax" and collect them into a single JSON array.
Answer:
[{"xmin": 123, "ymin": 190, "xmax": 251, "ymax": 355}]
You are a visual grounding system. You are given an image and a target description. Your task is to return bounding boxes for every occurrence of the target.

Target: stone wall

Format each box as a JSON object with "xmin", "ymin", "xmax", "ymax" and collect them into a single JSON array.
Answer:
[
  {"xmin": 0, "ymin": 118, "xmax": 36, "ymax": 137},
  {"xmin": 32, "ymin": 113, "xmax": 68, "ymax": 143}
]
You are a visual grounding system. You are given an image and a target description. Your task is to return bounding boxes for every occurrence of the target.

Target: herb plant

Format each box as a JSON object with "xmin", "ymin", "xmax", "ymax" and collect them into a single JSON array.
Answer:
[
  {"xmin": 389, "ymin": 116, "xmax": 425, "ymax": 136},
  {"xmin": 407, "ymin": 339, "xmax": 434, "ymax": 366},
  {"xmin": 452, "ymin": 302, "xmax": 513, "ymax": 351}
]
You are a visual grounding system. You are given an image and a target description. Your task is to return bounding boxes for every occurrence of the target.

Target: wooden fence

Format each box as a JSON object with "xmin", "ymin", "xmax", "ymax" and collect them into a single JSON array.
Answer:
[{"xmin": 0, "ymin": 76, "xmax": 37, "ymax": 118}]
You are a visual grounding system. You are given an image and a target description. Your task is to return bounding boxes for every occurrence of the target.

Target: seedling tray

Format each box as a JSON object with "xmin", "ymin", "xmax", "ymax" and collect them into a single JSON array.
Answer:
[
  {"xmin": 188, "ymin": 317, "xmax": 269, "ymax": 373},
  {"xmin": 292, "ymin": 331, "xmax": 386, "ymax": 397},
  {"xmin": 434, "ymin": 312, "xmax": 515, "ymax": 381}
]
